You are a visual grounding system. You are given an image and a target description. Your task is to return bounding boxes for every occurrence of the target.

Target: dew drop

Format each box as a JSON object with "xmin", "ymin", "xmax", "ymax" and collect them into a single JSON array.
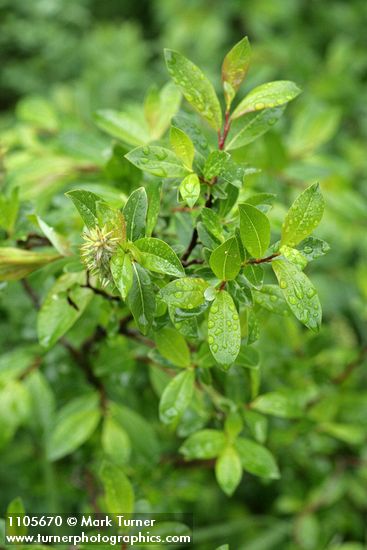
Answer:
[
  {"xmin": 280, "ymin": 280, "xmax": 287, "ymax": 289},
  {"xmin": 306, "ymin": 288, "xmax": 316, "ymax": 298}
]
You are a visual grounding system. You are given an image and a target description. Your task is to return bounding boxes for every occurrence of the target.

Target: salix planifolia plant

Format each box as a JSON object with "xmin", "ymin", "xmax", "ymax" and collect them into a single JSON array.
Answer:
[{"xmin": 63, "ymin": 37, "xmax": 327, "ymax": 494}]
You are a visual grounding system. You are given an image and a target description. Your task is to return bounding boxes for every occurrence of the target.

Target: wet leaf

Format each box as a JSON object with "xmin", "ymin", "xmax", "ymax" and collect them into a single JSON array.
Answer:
[
  {"xmin": 180, "ymin": 429, "xmax": 226, "ymax": 459},
  {"xmin": 281, "ymin": 183, "xmax": 325, "ymax": 247},
  {"xmin": 127, "ymin": 263, "xmax": 155, "ymax": 335},
  {"xmin": 135, "ymin": 237, "xmax": 184, "ymax": 277},
  {"xmin": 239, "ymin": 203, "xmax": 270, "ymax": 257},
  {"xmin": 272, "ymin": 259, "xmax": 321, "ymax": 331},
  {"xmin": 165, "ymin": 49, "xmax": 222, "ymax": 130},
  {"xmin": 159, "ymin": 369, "xmax": 195, "ymax": 425},
  {"xmin": 160, "ymin": 278, "xmax": 209, "ymax": 309},
  {"xmin": 232, "ymin": 80, "xmax": 301, "ymax": 119},
  {"xmin": 226, "ymin": 106, "xmax": 285, "ymax": 150},
  {"xmin": 222, "ymin": 36, "xmax": 251, "ymax": 109},
  {"xmin": 209, "ymin": 237, "xmax": 241, "ymax": 281},
  {"xmin": 170, "ymin": 126, "xmax": 195, "ymax": 170},
  {"xmin": 208, "ymin": 290, "xmax": 241, "ymax": 367},
  {"xmin": 110, "ymin": 248, "xmax": 133, "ymax": 299},
  {"xmin": 125, "ymin": 146, "xmax": 189, "ymax": 178},
  {"xmin": 179, "ymin": 173, "xmax": 201, "ymax": 208},
  {"xmin": 123, "ymin": 187, "xmax": 148, "ymax": 241}
]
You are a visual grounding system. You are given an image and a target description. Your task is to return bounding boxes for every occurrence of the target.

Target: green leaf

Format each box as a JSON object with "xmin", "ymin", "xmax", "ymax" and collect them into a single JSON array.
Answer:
[
  {"xmin": 146, "ymin": 181, "xmax": 162, "ymax": 237},
  {"xmin": 226, "ymin": 106, "xmax": 285, "ymax": 150},
  {"xmin": 127, "ymin": 263, "xmax": 155, "ymax": 335},
  {"xmin": 159, "ymin": 369, "xmax": 195, "ymax": 425},
  {"xmin": 243, "ymin": 410, "xmax": 268, "ymax": 444},
  {"xmin": 280, "ymin": 245, "xmax": 308, "ymax": 270},
  {"xmin": 102, "ymin": 416, "xmax": 131, "ymax": 465},
  {"xmin": 135, "ymin": 237, "xmax": 184, "ymax": 277},
  {"xmin": 294, "ymin": 514, "xmax": 320, "ymax": 550},
  {"xmin": 201, "ymin": 208, "xmax": 224, "ymax": 242},
  {"xmin": 235, "ymin": 437, "xmax": 279, "ymax": 479},
  {"xmin": 31, "ymin": 215, "xmax": 72, "ymax": 256},
  {"xmin": 155, "ymin": 327, "xmax": 191, "ymax": 368},
  {"xmin": 297, "ymin": 236, "xmax": 330, "ymax": 261},
  {"xmin": 318, "ymin": 422, "xmax": 365, "ymax": 445},
  {"xmin": 66, "ymin": 189, "xmax": 102, "ymax": 229},
  {"xmin": 241, "ymin": 264, "xmax": 264, "ymax": 289},
  {"xmin": 17, "ymin": 95, "xmax": 59, "ymax": 131},
  {"xmin": 232, "ymin": 80, "xmax": 301, "ymax": 119},
  {"xmin": 99, "ymin": 461, "xmax": 134, "ymax": 514},
  {"xmin": 272, "ymin": 259, "xmax": 322, "ymax": 331},
  {"xmin": 37, "ymin": 272, "xmax": 93, "ymax": 348},
  {"xmin": 123, "ymin": 187, "xmax": 148, "ymax": 241},
  {"xmin": 172, "ymin": 114, "xmax": 209, "ymax": 160},
  {"xmin": 47, "ymin": 394, "xmax": 101, "ymax": 461},
  {"xmin": 0, "ymin": 248, "xmax": 60, "ymax": 281},
  {"xmin": 179, "ymin": 173, "xmax": 201, "ymax": 208},
  {"xmin": 288, "ymin": 102, "xmax": 341, "ymax": 156},
  {"xmin": 222, "ymin": 36, "xmax": 251, "ymax": 109},
  {"xmin": 7, "ymin": 497, "xmax": 27, "ymax": 536},
  {"xmin": 170, "ymin": 126, "xmax": 195, "ymax": 170},
  {"xmin": 0, "ymin": 188, "xmax": 19, "ymax": 233},
  {"xmin": 25, "ymin": 371, "xmax": 55, "ymax": 433},
  {"xmin": 215, "ymin": 446, "xmax": 242, "ymax": 496},
  {"xmin": 225, "ymin": 411, "xmax": 243, "ymax": 439},
  {"xmin": 253, "ymin": 284, "xmax": 289, "ymax": 316},
  {"xmin": 165, "ymin": 49, "xmax": 222, "ymax": 130},
  {"xmin": 160, "ymin": 278, "xmax": 209, "ymax": 309},
  {"xmin": 180, "ymin": 429, "xmax": 226, "ymax": 459},
  {"xmin": 209, "ymin": 237, "xmax": 241, "ymax": 281},
  {"xmin": 144, "ymin": 82, "xmax": 182, "ymax": 140},
  {"xmin": 239, "ymin": 203, "xmax": 270, "ymax": 257},
  {"xmin": 251, "ymin": 391, "xmax": 303, "ymax": 419},
  {"xmin": 281, "ymin": 183, "xmax": 325, "ymax": 247},
  {"xmin": 110, "ymin": 248, "xmax": 133, "ymax": 300},
  {"xmin": 95, "ymin": 109, "xmax": 150, "ymax": 146},
  {"xmin": 208, "ymin": 290, "xmax": 241, "ymax": 367},
  {"xmin": 110, "ymin": 403, "xmax": 160, "ymax": 465},
  {"xmin": 125, "ymin": 145, "xmax": 189, "ymax": 178},
  {"xmin": 236, "ymin": 346, "xmax": 260, "ymax": 369}
]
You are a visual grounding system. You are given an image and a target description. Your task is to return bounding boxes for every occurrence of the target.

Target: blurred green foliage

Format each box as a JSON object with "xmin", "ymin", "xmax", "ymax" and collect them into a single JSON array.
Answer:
[{"xmin": 1, "ymin": 1, "xmax": 367, "ymax": 549}]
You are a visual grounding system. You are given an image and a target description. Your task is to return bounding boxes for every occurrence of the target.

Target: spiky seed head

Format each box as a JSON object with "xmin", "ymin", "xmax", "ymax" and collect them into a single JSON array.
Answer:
[{"xmin": 81, "ymin": 225, "xmax": 120, "ymax": 286}]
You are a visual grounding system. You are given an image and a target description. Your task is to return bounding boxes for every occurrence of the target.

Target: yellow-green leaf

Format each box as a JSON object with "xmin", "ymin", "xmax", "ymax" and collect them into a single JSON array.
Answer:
[
  {"xmin": 165, "ymin": 49, "xmax": 222, "ymax": 130},
  {"xmin": 232, "ymin": 80, "xmax": 301, "ymax": 119},
  {"xmin": 281, "ymin": 183, "xmax": 325, "ymax": 247},
  {"xmin": 170, "ymin": 126, "xmax": 195, "ymax": 170},
  {"xmin": 0, "ymin": 248, "xmax": 60, "ymax": 281},
  {"xmin": 215, "ymin": 446, "xmax": 242, "ymax": 496}
]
